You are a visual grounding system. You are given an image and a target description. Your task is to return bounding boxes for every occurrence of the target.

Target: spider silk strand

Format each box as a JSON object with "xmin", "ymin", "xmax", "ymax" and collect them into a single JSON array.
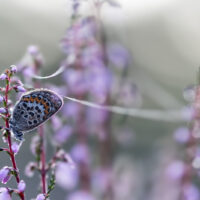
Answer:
[{"xmin": 63, "ymin": 96, "xmax": 187, "ymax": 122}]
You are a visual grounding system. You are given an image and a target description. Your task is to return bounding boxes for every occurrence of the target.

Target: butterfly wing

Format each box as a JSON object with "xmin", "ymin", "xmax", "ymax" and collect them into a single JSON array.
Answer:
[{"xmin": 10, "ymin": 89, "xmax": 63, "ymax": 140}]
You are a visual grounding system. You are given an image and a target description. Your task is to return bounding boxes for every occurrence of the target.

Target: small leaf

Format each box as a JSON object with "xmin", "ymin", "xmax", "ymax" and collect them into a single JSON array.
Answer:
[{"xmin": 46, "ymin": 173, "xmax": 56, "ymax": 199}]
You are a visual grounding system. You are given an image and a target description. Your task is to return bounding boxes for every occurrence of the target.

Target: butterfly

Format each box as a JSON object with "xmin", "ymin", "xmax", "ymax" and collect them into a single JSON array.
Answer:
[{"xmin": 9, "ymin": 89, "xmax": 63, "ymax": 141}]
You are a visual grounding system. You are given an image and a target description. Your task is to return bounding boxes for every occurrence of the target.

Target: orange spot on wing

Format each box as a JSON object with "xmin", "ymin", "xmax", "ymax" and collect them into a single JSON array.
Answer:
[
  {"xmin": 41, "ymin": 99, "xmax": 45, "ymax": 104},
  {"xmin": 30, "ymin": 97, "xmax": 34, "ymax": 103},
  {"xmin": 44, "ymin": 104, "xmax": 48, "ymax": 110},
  {"xmin": 23, "ymin": 97, "xmax": 29, "ymax": 102},
  {"xmin": 35, "ymin": 97, "xmax": 40, "ymax": 103}
]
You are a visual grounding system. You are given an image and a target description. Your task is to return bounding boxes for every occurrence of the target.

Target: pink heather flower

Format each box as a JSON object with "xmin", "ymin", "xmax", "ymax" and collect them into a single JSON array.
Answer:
[
  {"xmin": 71, "ymin": 143, "xmax": 90, "ymax": 164},
  {"xmin": 64, "ymin": 153, "xmax": 76, "ymax": 169},
  {"xmin": 0, "ymin": 96, "xmax": 4, "ymax": 103},
  {"xmin": 22, "ymin": 67, "xmax": 34, "ymax": 79},
  {"xmin": 173, "ymin": 127, "xmax": 190, "ymax": 144},
  {"xmin": 67, "ymin": 190, "xmax": 95, "ymax": 200},
  {"xmin": 183, "ymin": 184, "xmax": 200, "ymax": 200},
  {"xmin": 56, "ymin": 150, "xmax": 75, "ymax": 168},
  {"xmin": 80, "ymin": 17, "xmax": 97, "ymax": 41},
  {"xmin": 24, "ymin": 162, "xmax": 37, "ymax": 177},
  {"xmin": 16, "ymin": 85, "xmax": 26, "ymax": 92},
  {"xmin": 30, "ymin": 135, "xmax": 40, "ymax": 156},
  {"xmin": 87, "ymin": 108, "xmax": 108, "ymax": 125},
  {"xmin": 0, "ymin": 108, "xmax": 6, "ymax": 114},
  {"xmin": 10, "ymin": 77, "xmax": 23, "ymax": 86},
  {"xmin": 92, "ymin": 168, "xmax": 111, "ymax": 194},
  {"xmin": 0, "ymin": 188, "xmax": 11, "ymax": 200},
  {"xmin": 54, "ymin": 125, "xmax": 72, "ymax": 144},
  {"xmin": 10, "ymin": 65, "xmax": 17, "ymax": 73},
  {"xmin": 11, "ymin": 142, "xmax": 21, "ymax": 154},
  {"xmin": 63, "ymin": 69, "xmax": 88, "ymax": 95},
  {"xmin": 0, "ymin": 74, "xmax": 7, "ymax": 80},
  {"xmin": 80, "ymin": 43, "xmax": 104, "ymax": 68},
  {"xmin": 28, "ymin": 45, "xmax": 39, "ymax": 56},
  {"xmin": 55, "ymin": 162, "xmax": 79, "ymax": 190},
  {"xmin": 61, "ymin": 18, "xmax": 96, "ymax": 54},
  {"xmin": 51, "ymin": 116, "xmax": 62, "ymax": 131},
  {"xmin": 96, "ymin": 128, "xmax": 107, "ymax": 141},
  {"xmin": 89, "ymin": 68, "xmax": 112, "ymax": 102},
  {"xmin": 181, "ymin": 106, "xmax": 195, "ymax": 121},
  {"xmin": 0, "ymin": 167, "xmax": 11, "ymax": 184},
  {"xmin": 107, "ymin": 43, "xmax": 129, "ymax": 69},
  {"xmin": 36, "ymin": 193, "xmax": 45, "ymax": 200},
  {"xmin": 62, "ymin": 102, "xmax": 80, "ymax": 120},
  {"xmin": 18, "ymin": 180, "xmax": 26, "ymax": 192},
  {"xmin": 166, "ymin": 161, "xmax": 185, "ymax": 180}
]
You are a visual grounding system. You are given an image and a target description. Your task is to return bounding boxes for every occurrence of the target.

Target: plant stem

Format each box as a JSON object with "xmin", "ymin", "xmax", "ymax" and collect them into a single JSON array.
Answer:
[
  {"xmin": 178, "ymin": 85, "xmax": 200, "ymax": 200},
  {"xmin": 5, "ymin": 76, "xmax": 25, "ymax": 200},
  {"xmin": 39, "ymin": 126, "xmax": 46, "ymax": 194},
  {"xmin": 34, "ymin": 61, "xmax": 47, "ymax": 195}
]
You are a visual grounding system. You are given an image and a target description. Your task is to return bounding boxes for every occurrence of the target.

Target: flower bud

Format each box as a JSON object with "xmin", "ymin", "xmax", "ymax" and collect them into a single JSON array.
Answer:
[
  {"xmin": 36, "ymin": 193, "xmax": 45, "ymax": 200},
  {"xmin": 0, "ymin": 96, "xmax": 4, "ymax": 103},
  {"xmin": 0, "ymin": 167, "xmax": 11, "ymax": 184},
  {"xmin": 0, "ymin": 108, "xmax": 6, "ymax": 114},
  {"xmin": 18, "ymin": 180, "xmax": 26, "ymax": 192},
  {"xmin": 10, "ymin": 65, "xmax": 17, "ymax": 73},
  {"xmin": 16, "ymin": 86, "xmax": 26, "ymax": 93},
  {"xmin": 0, "ymin": 188, "xmax": 11, "ymax": 200},
  {"xmin": 25, "ymin": 162, "xmax": 37, "ymax": 177},
  {"xmin": 28, "ymin": 45, "xmax": 39, "ymax": 56},
  {"xmin": 0, "ymin": 74, "xmax": 7, "ymax": 80},
  {"xmin": 11, "ymin": 142, "xmax": 21, "ymax": 154}
]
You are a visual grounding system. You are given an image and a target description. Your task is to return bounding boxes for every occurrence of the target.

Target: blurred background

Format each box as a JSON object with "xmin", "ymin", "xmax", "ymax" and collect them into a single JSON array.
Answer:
[{"xmin": 0, "ymin": 0, "xmax": 200, "ymax": 199}]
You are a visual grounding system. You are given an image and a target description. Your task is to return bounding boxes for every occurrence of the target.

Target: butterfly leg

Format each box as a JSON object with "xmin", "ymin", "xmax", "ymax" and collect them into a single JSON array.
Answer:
[
  {"xmin": 4, "ymin": 127, "xmax": 11, "ymax": 131},
  {"xmin": 13, "ymin": 129, "xmax": 24, "ymax": 141}
]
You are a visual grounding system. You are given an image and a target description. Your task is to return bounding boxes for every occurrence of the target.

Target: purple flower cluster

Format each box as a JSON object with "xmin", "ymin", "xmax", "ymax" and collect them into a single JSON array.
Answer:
[{"xmin": 50, "ymin": 1, "xmax": 136, "ymax": 199}]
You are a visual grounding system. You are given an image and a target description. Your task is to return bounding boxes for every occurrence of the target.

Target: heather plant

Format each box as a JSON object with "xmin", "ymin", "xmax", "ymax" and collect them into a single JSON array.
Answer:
[
  {"xmin": 164, "ymin": 82, "xmax": 200, "ymax": 200},
  {"xmin": 55, "ymin": 0, "xmax": 136, "ymax": 199},
  {"xmin": 0, "ymin": 65, "xmax": 71, "ymax": 200},
  {"xmin": 1, "ymin": 1, "xmax": 199, "ymax": 200},
  {"xmin": 0, "ymin": 66, "xmax": 26, "ymax": 200}
]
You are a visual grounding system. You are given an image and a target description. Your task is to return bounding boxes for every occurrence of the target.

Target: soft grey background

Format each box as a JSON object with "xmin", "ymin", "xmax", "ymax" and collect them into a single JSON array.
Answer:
[{"xmin": 0, "ymin": 0, "xmax": 199, "ymax": 199}]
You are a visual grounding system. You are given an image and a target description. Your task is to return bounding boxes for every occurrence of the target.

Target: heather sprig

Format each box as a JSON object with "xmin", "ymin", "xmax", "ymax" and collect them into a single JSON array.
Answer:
[
  {"xmin": 55, "ymin": 0, "xmax": 132, "ymax": 199},
  {"xmin": 17, "ymin": 46, "xmax": 73, "ymax": 199},
  {"xmin": 0, "ymin": 65, "xmax": 25, "ymax": 200}
]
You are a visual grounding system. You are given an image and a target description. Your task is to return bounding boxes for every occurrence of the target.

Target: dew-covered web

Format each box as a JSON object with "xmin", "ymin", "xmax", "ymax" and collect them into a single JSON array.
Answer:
[{"xmin": 29, "ymin": 66, "xmax": 187, "ymax": 122}]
